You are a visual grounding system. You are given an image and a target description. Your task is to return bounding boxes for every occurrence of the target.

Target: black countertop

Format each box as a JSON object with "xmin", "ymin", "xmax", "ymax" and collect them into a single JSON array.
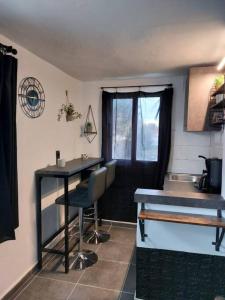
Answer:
[{"xmin": 134, "ymin": 178, "xmax": 225, "ymax": 209}]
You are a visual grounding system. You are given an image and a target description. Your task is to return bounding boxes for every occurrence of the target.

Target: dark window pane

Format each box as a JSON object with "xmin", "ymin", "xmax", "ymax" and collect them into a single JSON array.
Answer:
[
  {"xmin": 112, "ymin": 99, "xmax": 133, "ymax": 160},
  {"xmin": 136, "ymin": 97, "xmax": 160, "ymax": 161}
]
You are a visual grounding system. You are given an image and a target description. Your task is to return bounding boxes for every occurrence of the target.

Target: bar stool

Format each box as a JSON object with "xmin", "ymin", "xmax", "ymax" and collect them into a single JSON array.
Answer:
[
  {"xmin": 55, "ymin": 167, "xmax": 107, "ymax": 270},
  {"xmin": 78, "ymin": 160, "xmax": 117, "ymax": 244},
  {"xmin": 105, "ymin": 160, "xmax": 117, "ymax": 189}
]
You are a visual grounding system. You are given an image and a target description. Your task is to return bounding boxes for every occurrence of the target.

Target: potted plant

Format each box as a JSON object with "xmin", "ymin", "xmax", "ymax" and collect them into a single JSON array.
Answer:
[
  {"xmin": 85, "ymin": 121, "xmax": 93, "ymax": 133},
  {"xmin": 57, "ymin": 90, "xmax": 82, "ymax": 122},
  {"xmin": 214, "ymin": 74, "xmax": 224, "ymax": 90}
]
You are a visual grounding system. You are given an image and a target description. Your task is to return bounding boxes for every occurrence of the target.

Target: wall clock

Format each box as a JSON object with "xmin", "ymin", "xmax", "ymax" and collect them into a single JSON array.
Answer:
[{"xmin": 18, "ymin": 77, "xmax": 45, "ymax": 118}]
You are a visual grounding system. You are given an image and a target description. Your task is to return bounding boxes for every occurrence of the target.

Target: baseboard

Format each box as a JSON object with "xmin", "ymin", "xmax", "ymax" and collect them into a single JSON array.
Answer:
[
  {"xmin": 2, "ymin": 252, "xmax": 54, "ymax": 300},
  {"xmin": 102, "ymin": 219, "xmax": 137, "ymax": 228},
  {"xmin": 2, "ymin": 220, "xmax": 80, "ymax": 300},
  {"xmin": 2, "ymin": 220, "xmax": 135, "ymax": 299}
]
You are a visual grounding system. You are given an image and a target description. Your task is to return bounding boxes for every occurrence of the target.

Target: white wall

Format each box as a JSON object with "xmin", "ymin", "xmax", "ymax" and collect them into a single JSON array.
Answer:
[
  {"xmin": 81, "ymin": 75, "xmax": 213, "ymax": 175},
  {"xmin": 0, "ymin": 35, "xmax": 84, "ymax": 299},
  {"xmin": 210, "ymin": 131, "xmax": 223, "ymax": 158},
  {"xmin": 0, "ymin": 34, "xmax": 224, "ymax": 299}
]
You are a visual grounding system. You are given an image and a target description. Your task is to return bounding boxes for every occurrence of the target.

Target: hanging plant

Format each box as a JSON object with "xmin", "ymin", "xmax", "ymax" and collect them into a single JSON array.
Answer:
[
  {"xmin": 214, "ymin": 74, "xmax": 224, "ymax": 90},
  {"xmin": 57, "ymin": 90, "xmax": 82, "ymax": 122},
  {"xmin": 85, "ymin": 121, "xmax": 93, "ymax": 133}
]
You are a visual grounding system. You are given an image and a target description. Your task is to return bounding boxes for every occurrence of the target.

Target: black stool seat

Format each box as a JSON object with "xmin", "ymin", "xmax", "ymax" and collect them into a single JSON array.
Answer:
[
  {"xmin": 54, "ymin": 167, "xmax": 107, "ymax": 271},
  {"xmin": 55, "ymin": 188, "xmax": 89, "ymax": 208},
  {"xmin": 76, "ymin": 160, "xmax": 117, "ymax": 245}
]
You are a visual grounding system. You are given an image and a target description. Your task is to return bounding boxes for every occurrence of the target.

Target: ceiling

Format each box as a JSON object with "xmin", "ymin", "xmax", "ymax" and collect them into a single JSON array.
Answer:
[{"xmin": 0, "ymin": 0, "xmax": 225, "ymax": 81}]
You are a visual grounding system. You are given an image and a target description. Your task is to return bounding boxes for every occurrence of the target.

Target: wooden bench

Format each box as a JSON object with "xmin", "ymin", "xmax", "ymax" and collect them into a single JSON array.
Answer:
[{"xmin": 138, "ymin": 209, "xmax": 225, "ymax": 251}]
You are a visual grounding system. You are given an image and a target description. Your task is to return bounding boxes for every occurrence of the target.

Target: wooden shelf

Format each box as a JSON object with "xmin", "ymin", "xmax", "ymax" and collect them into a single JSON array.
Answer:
[
  {"xmin": 210, "ymin": 98, "xmax": 225, "ymax": 109},
  {"xmin": 138, "ymin": 209, "xmax": 225, "ymax": 228},
  {"xmin": 211, "ymin": 83, "xmax": 225, "ymax": 97}
]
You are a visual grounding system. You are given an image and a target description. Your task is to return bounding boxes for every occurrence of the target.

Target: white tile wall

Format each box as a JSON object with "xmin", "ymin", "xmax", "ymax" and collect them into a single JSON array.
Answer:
[{"xmin": 210, "ymin": 131, "xmax": 223, "ymax": 158}]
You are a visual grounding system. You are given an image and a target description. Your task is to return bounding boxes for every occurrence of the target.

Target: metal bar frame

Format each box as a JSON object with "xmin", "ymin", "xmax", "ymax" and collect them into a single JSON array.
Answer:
[
  {"xmin": 42, "ymin": 214, "xmax": 77, "ymax": 248},
  {"xmin": 139, "ymin": 203, "xmax": 148, "ymax": 242},
  {"xmin": 212, "ymin": 209, "xmax": 225, "ymax": 251},
  {"xmin": 64, "ymin": 177, "xmax": 69, "ymax": 273},
  {"xmin": 36, "ymin": 160, "xmax": 103, "ymax": 273}
]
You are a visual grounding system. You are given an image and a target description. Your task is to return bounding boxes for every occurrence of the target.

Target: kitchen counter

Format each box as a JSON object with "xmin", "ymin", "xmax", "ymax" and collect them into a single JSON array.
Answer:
[
  {"xmin": 135, "ymin": 178, "xmax": 225, "ymax": 299},
  {"xmin": 135, "ymin": 178, "xmax": 225, "ymax": 209}
]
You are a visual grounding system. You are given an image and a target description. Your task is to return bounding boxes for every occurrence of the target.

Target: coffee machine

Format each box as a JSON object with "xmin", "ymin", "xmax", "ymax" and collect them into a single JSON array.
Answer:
[{"xmin": 198, "ymin": 156, "xmax": 222, "ymax": 194}]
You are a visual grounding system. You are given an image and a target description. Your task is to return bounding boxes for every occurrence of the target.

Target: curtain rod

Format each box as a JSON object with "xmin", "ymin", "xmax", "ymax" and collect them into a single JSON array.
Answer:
[
  {"xmin": 101, "ymin": 83, "xmax": 172, "ymax": 89},
  {"xmin": 0, "ymin": 43, "xmax": 17, "ymax": 55}
]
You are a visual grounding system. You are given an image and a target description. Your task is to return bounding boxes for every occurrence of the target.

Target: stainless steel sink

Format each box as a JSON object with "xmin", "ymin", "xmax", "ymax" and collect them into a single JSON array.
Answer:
[{"xmin": 167, "ymin": 173, "xmax": 200, "ymax": 183}]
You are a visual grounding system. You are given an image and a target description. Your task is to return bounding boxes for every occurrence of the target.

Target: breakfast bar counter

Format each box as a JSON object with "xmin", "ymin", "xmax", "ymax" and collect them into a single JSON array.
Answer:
[
  {"xmin": 135, "ymin": 179, "xmax": 225, "ymax": 300},
  {"xmin": 35, "ymin": 157, "xmax": 103, "ymax": 273}
]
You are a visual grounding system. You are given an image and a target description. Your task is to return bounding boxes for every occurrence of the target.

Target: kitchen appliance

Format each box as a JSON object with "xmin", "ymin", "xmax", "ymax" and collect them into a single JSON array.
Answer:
[{"xmin": 198, "ymin": 155, "xmax": 222, "ymax": 194}]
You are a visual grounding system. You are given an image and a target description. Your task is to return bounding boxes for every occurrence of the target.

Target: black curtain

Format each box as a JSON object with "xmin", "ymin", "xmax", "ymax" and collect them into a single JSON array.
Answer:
[
  {"xmin": 0, "ymin": 54, "xmax": 18, "ymax": 243},
  {"xmin": 101, "ymin": 88, "xmax": 173, "ymax": 222}
]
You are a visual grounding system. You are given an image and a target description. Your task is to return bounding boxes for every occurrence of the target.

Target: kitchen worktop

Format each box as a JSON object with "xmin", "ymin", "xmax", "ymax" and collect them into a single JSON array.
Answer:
[
  {"xmin": 134, "ymin": 178, "xmax": 225, "ymax": 209},
  {"xmin": 135, "ymin": 176, "xmax": 225, "ymax": 300}
]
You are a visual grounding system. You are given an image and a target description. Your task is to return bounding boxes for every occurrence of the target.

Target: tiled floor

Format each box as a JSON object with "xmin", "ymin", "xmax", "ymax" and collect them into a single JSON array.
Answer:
[{"xmin": 14, "ymin": 224, "xmax": 136, "ymax": 300}]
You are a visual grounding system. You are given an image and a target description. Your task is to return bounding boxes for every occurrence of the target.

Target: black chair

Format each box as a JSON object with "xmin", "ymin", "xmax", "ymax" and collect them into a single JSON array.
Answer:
[
  {"xmin": 78, "ymin": 160, "xmax": 117, "ymax": 244},
  {"xmin": 105, "ymin": 160, "xmax": 117, "ymax": 189},
  {"xmin": 55, "ymin": 167, "xmax": 107, "ymax": 270}
]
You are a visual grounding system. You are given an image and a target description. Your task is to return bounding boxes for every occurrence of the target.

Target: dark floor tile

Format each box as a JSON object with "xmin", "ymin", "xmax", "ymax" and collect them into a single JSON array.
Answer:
[
  {"xmin": 97, "ymin": 240, "xmax": 134, "ymax": 263},
  {"xmin": 119, "ymin": 292, "xmax": 134, "ymax": 300},
  {"xmin": 69, "ymin": 284, "xmax": 119, "ymax": 300},
  {"xmin": 16, "ymin": 277, "xmax": 74, "ymax": 300},
  {"xmin": 130, "ymin": 247, "xmax": 136, "ymax": 265},
  {"xmin": 39, "ymin": 256, "xmax": 84, "ymax": 283},
  {"xmin": 122, "ymin": 264, "xmax": 136, "ymax": 293},
  {"xmin": 79, "ymin": 260, "xmax": 128, "ymax": 290},
  {"xmin": 109, "ymin": 227, "xmax": 136, "ymax": 245}
]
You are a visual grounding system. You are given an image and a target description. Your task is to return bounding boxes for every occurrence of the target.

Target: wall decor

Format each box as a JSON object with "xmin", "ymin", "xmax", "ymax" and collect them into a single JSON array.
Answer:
[
  {"xmin": 18, "ymin": 77, "xmax": 45, "ymax": 118},
  {"xmin": 84, "ymin": 105, "xmax": 97, "ymax": 143},
  {"xmin": 57, "ymin": 90, "xmax": 82, "ymax": 122}
]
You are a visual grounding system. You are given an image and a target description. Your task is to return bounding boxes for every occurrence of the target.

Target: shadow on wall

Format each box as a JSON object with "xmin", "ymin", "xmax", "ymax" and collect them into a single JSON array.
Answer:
[{"xmin": 33, "ymin": 176, "xmax": 79, "ymax": 243}]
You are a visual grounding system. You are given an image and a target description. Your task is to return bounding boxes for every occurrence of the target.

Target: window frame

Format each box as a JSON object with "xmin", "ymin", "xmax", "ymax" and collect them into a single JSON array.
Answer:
[{"xmin": 111, "ymin": 95, "xmax": 161, "ymax": 163}]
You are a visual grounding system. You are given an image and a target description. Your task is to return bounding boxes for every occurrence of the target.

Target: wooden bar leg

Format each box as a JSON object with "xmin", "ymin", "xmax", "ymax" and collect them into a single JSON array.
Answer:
[{"xmin": 64, "ymin": 177, "xmax": 69, "ymax": 273}]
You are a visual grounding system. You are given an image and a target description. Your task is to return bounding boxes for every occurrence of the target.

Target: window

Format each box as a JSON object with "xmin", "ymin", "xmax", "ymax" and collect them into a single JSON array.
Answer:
[
  {"xmin": 112, "ymin": 98, "xmax": 133, "ymax": 160},
  {"xmin": 112, "ymin": 96, "xmax": 160, "ymax": 161},
  {"xmin": 136, "ymin": 97, "xmax": 160, "ymax": 161}
]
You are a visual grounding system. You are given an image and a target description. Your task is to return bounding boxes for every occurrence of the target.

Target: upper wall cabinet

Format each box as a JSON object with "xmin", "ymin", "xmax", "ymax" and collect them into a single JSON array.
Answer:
[{"xmin": 185, "ymin": 66, "xmax": 222, "ymax": 132}]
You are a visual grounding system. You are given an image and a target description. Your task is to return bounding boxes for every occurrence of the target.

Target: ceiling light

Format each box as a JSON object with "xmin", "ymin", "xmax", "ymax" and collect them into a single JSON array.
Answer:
[{"xmin": 217, "ymin": 57, "xmax": 225, "ymax": 71}]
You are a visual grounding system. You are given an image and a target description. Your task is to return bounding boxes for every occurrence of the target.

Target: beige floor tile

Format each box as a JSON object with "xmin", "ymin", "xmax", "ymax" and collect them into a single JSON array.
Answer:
[
  {"xmin": 79, "ymin": 260, "xmax": 128, "ymax": 291},
  {"xmin": 97, "ymin": 240, "xmax": 133, "ymax": 263},
  {"xmin": 88, "ymin": 224, "xmax": 111, "ymax": 232},
  {"xmin": 69, "ymin": 284, "xmax": 119, "ymax": 300},
  {"xmin": 39, "ymin": 256, "xmax": 84, "ymax": 283},
  {"xmin": 109, "ymin": 227, "xmax": 136, "ymax": 245},
  {"xmin": 16, "ymin": 277, "xmax": 74, "ymax": 300}
]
